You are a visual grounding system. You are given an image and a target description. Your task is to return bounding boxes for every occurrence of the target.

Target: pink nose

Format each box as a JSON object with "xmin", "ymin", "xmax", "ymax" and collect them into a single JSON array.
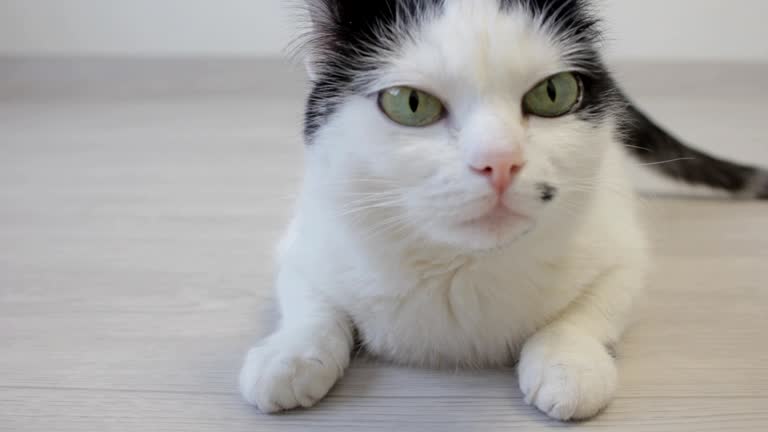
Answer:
[{"xmin": 468, "ymin": 149, "xmax": 525, "ymax": 193}]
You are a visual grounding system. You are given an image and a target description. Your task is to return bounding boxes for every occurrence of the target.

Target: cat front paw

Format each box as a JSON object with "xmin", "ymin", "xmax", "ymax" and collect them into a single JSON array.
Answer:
[
  {"xmin": 239, "ymin": 339, "xmax": 345, "ymax": 413},
  {"xmin": 518, "ymin": 329, "xmax": 617, "ymax": 421}
]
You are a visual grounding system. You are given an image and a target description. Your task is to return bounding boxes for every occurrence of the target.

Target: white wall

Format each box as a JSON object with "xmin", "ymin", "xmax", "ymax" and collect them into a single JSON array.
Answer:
[
  {"xmin": 602, "ymin": 0, "xmax": 768, "ymax": 62},
  {"xmin": 0, "ymin": 0, "xmax": 294, "ymax": 57},
  {"xmin": 1, "ymin": 0, "xmax": 767, "ymax": 61}
]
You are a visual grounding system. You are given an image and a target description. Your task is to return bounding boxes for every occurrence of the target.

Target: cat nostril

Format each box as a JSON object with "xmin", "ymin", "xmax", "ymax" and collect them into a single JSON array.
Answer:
[
  {"xmin": 470, "ymin": 165, "xmax": 494, "ymax": 177},
  {"xmin": 472, "ymin": 163, "xmax": 524, "ymax": 177}
]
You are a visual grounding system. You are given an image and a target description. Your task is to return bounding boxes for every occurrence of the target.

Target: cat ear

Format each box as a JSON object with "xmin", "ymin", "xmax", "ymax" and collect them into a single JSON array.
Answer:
[
  {"xmin": 300, "ymin": 0, "xmax": 337, "ymax": 81},
  {"xmin": 303, "ymin": 57, "xmax": 318, "ymax": 82},
  {"xmin": 300, "ymin": 0, "xmax": 392, "ymax": 81},
  {"xmin": 305, "ymin": 0, "xmax": 335, "ymax": 27}
]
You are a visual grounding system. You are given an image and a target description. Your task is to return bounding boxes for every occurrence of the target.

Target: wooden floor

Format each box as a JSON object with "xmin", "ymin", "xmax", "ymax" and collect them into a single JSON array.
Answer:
[{"xmin": 1, "ymin": 59, "xmax": 767, "ymax": 431}]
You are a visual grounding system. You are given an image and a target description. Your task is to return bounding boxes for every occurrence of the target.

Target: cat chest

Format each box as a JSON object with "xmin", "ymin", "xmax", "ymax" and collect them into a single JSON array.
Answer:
[{"xmin": 349, "ymin": 263, "xmax": 570, "ymax": 366}]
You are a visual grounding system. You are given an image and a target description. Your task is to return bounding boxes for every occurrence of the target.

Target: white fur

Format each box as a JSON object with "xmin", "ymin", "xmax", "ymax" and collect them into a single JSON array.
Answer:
[{"xmin": 241, "ymin": 0, "xmax": 648, "ymax": 421}]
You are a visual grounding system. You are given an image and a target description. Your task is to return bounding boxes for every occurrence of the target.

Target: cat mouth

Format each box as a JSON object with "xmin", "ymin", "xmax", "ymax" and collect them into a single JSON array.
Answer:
[{"xmin": 461, "ymin": 204, "xmax": 530, "ymax": 229}]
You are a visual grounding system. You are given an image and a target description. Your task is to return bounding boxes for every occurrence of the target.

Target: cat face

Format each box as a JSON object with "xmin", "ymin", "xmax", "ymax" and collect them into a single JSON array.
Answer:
[{"xmin": 302, "ymin": 0, "xmax": 621, "ymax": 250}]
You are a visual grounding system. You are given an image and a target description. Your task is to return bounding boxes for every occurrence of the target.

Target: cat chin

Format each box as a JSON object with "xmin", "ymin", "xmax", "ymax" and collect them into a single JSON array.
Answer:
[{"xmin": 426, "ymin": 219, "xmax": 538, "ymax": 253}]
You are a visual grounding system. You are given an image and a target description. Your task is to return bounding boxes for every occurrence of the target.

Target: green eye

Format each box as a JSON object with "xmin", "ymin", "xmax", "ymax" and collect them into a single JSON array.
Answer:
[
  {"xmin": 523, "ymin": 72, "xmax": 582, "ymax": 118},
  {"xmin": 379, "ymin": 87, "xmax": 444, "ymax": 127}
]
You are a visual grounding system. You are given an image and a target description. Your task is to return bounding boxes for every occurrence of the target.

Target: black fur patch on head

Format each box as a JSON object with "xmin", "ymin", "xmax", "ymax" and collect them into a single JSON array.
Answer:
[
  {"xmin": 575, "ymin": 69, "xmax": 620, "ymax": 123},
  {"xmin": 303, "ymin": 0, "xmax": 445, "ymax": 140},
  {"xmin": 302, "ymin": 0, "xmax": 618, "ymax": 141}
]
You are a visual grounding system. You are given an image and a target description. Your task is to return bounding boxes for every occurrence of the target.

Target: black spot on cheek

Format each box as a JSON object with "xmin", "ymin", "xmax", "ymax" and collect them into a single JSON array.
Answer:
[{"xmin": 537, "ymin": 183, "xmax": 558, "ymax": 203}]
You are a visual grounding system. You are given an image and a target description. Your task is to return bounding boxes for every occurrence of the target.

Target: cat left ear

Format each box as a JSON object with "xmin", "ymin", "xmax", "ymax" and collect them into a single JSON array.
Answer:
[
  {"xmin": 303, "ymin": 58, "xmax": 318, "ymax": 82},
  {"xmin": 300, "ymin": 0, "xmax": 336, "ymax": 81},
  {"xmin": 305, "ymin": 0, "xmax": 334, "ymax": 27},
  {"xmin": 300, "ymin": 0, "xmax": 376, "ymax": 81}
]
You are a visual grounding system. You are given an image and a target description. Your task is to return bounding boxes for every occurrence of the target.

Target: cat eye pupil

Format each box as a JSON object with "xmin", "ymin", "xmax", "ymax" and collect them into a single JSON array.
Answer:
[
  {"xmin": 546, "ymin": 80, "xmax": 557, "ymax": 102},
  {"xmin": 408, "ymin": 91, "xmax": 420, "ymax": 112}
]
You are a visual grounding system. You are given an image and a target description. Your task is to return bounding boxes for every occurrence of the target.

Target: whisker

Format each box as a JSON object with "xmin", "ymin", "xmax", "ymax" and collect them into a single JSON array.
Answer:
[
  {"xmin": 338, "ymin": 201, "xmax": 406, "ymax": 217},
  {"xmin": 358, "ymin": 214, "xmax": 412, "ymax": 242},
  {"xmin": 623, "ymin": 144, "xmax": 652, "ymax": 153},
  {"xmin": 639, "ymin": 157, "xmax": 697, "ymax": 167},
  {"xmin": 320, "ymin": 178, "xmax": 402, "ymax": 187}
]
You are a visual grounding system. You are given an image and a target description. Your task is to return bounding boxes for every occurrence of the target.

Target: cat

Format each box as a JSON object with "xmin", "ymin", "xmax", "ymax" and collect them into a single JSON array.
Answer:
[{"xmin": 239, "ymin": 0, "xmax": 768, "ymax": 421}]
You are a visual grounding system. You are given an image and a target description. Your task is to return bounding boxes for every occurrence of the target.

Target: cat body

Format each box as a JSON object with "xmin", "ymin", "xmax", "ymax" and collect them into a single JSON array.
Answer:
[
  {"xmin": 284, "ymin": 139, "xmax": 644, "ymax": 370},
  {"xmin": 239, "ymin": 0, "xmax": 767, "ymax": 420}
]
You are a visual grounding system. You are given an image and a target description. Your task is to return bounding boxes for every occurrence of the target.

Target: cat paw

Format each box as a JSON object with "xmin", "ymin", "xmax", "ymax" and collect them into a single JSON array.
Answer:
[
  {"xmin": 239, "ymin": 339, "xmax": 345, "ymax": 413},
  {"xmin": 518, "ymin": 329, "xmax": 617, "ymax": 421}
]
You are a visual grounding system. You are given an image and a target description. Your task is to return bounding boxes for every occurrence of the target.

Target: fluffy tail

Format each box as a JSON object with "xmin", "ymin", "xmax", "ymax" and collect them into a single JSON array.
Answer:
[{"xmin": 619, "ymin": 102, "xmax": 768, "ymax": 199}]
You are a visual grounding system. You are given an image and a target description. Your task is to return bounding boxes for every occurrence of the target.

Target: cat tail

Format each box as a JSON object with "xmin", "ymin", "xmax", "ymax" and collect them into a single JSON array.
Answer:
[{"xmin": 619, "ymin": 102, "xmax": 768, "ymax": 199}]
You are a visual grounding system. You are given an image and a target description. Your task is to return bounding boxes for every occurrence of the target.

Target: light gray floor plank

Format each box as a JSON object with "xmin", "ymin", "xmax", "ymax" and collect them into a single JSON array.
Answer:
[{"xmin": 1, "ymin": 59, "xmax": 767, "ymax": 431}]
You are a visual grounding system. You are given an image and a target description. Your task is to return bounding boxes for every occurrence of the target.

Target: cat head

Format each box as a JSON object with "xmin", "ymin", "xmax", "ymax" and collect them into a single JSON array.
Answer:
[{"xmin": 299, "ymin": 0, "xmax": 622, "ymax": 251}]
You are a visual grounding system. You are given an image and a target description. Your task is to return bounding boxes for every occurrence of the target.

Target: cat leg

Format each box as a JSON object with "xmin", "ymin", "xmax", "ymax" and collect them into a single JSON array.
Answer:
[
  {"xmin": 518, "ymin": 265, "xmax": 644, "ymax": 421},
  {"xmin": 239, "ymin": 270, "xmax": 353, "ymax": 413}
]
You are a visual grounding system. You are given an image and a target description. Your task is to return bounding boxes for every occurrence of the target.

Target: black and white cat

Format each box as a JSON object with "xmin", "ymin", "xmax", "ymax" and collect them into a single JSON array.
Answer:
[{"xmin": 239, "ymin": 0, "xmax": 768, "ymax": 420}]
